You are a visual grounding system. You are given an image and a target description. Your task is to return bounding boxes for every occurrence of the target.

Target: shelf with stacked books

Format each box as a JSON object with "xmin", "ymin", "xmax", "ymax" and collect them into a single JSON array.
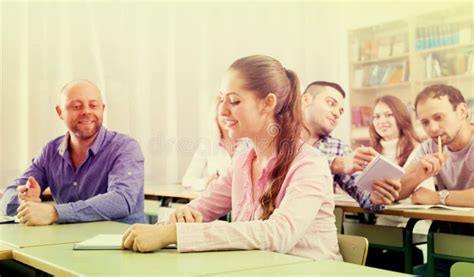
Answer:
[
  {"xmin": 416, "ymin": 43, "xmax": 474, "ymax": 56},
  {"xmin": 348, "ymin": 4, "xmax": 473, "ymax": 149},
  {"xmin": 417, "ymin": 73, "xmax": 474, "ymax": 84},
  {"xmin": 352, "ymin": 59, "xmax": 409, "ymax": 89},
  {"xmin": 352, "ymin": 53, "xmax": 409, "ymax": 65},
  {"xmin": 351, "ymin": 81, "xmax": 411, "ymax": 92}
]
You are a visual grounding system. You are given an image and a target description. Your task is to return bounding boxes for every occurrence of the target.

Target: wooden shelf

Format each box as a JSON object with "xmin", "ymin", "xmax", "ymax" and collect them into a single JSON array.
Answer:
[
  {"xmin": 352, "ymin": 82, "xmax": 411, "ymax": 92},
  {"xmin": 417, "ymin": 74, "xmax": 474, "ymax": 84},
  {"xmin": 416, "ymin": 43, "xmax": 474, "ymax": 56},
  {"xmin": 349, "ymin": 4, "xmax": 473, "ymax": 151},
  {"xmin": 352, "ymin": 54, "xmax": 409, "ymax": 66}
]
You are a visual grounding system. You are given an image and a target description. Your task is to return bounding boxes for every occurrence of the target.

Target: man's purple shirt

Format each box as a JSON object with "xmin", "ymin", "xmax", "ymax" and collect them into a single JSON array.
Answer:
[{"xmin": 1, "ymin": 127, "xmax": 145, "ymax": 224}]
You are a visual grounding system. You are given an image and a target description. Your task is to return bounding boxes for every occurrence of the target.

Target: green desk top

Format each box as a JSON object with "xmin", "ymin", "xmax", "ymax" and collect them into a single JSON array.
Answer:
[
  {"xmin": 144, "ymin": 199, "xmax": 159, "ymax": 216},
  {"xmin": 0, "ymin": 221, "xmax": 129, "ymax": 248},
  {"xmin": 13, "ymin": 244, "xmax": 309, "ymax": 276},
  {"xmin": 209, "ymin": 260, "xmax": 411, "ymax": 276},
  {"xmin": 402, "ymin": 208, "xmax": 474, "ymax": 224}
]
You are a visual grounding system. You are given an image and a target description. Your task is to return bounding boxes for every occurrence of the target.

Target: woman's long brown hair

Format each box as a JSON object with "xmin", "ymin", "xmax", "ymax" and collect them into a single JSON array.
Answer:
[
  {"xmin": 229, "ymin": 55, "xmax": 304, "ymax": 220},
  {"xmin": 369, "ymin": 95, "xmax": 420, "ymax": 166}
]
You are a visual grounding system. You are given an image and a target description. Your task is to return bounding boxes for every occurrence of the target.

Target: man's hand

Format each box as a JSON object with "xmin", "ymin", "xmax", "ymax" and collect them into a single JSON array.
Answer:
[
  {"xmin": 122, "ymin": 224, "xmax": 177, "ymax": 253},
  {"xmin": 369, "ymin": 179, "xmax": 402, "ymax": 205},
  {"xmin": 17, "ymin": 176, "xmax": 42, "ymax": 203},
  {"xmin": 16, "ymin": 201, "xmax": 59, "ymax": 226},
  {"xmin": 411, "ymin": 187, "xmax": 440, "ymax": 205},
  {"xmin": 332, "ymin": 146, "xmax": 379, "ymax": 175},
  {"xmin": 418, "ymin": 152, "xmax": 449, "ymax": 178}
]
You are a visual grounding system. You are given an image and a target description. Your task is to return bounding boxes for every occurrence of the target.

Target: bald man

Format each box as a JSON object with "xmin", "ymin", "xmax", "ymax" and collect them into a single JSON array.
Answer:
[{"xmin": 0, "ymin": 80, "xmax": 145, "ymax": 225}]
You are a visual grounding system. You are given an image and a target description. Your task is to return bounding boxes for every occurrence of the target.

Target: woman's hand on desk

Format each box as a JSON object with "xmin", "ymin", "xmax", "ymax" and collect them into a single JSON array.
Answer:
[
  {"xmin": 168, "ymin": 206, "xmax": 203, "ymax": 223},
  {"xmin": 369, "ymin": 179, "xmax": 401, "ymax": 205},
  {"xmin": 122, "ymin": 224, "xmax": 177, "ymax": 253}
]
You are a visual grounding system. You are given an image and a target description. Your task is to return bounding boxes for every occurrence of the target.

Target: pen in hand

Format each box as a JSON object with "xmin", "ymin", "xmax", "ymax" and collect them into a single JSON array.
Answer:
[
  {"xmin": 25, "ymin": 179, "xmax": 31, "ymax": 193},
  {"xmin": 438, "ymin": 135, "xmax": 442, "ymax": 154}
]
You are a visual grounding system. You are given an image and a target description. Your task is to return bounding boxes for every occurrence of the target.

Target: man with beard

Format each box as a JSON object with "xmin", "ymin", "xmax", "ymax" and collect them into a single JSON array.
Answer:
[
  {"xmin": 0, "ymin": 80, "xmax": 145, "ymax": 225},
  {"xmin": 400, "ymin": 84, "xmax": 473, "ymax": 207},
  {"xmin": 301, "ymin": 81, "xmax": 401, "ymax": 211}
]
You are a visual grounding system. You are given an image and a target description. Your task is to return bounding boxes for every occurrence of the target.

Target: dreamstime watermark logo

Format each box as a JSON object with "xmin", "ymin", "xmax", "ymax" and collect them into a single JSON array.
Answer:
[
  {"xmin": 147, "ymin": 133, "xmax": 223, "ymax": 158},
  {"xmin": 266, "ymin": 122, "xmax": 281, "ymax": 137}
]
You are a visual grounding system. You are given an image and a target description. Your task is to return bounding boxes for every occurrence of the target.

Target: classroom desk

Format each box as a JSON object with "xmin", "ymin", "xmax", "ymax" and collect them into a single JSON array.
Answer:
[
  {"xmin": 145, "ymin": 184, "xmax": 199, "ymax": 200},
  {"xmin": 10, "ymin": 244, "xmax": 310, "ymax": 276},
  {"xmin": 210, "ymin": 260, "xmax": 411, "ymax": 276},
  {"xmin": 0, "ymin": 244, "xmax": 12, "ymax": 261},
  {"xmin": 0, "ymin": 221, "xmax": 129, "ymax": 248},
  {"xmin": 337, "ymin": 201, "xmax": 474, "ymax": 275},
  {"xmin": 335, "ymin": 201, "xmax": 474, "ymax": 224},
  {"xmin": 402, "ymin": 208, "xmax": 474, "ymax": 224}
]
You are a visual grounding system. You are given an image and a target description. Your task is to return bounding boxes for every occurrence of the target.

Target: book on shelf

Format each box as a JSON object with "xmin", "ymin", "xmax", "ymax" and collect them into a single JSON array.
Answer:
[
  {"xmin": 387, "ymin": 204, "xmax": 472, "ymax": 211},
  {"xmin": 353, "ymin": 60, "xmax": 408, "ymax": 87},
  {"xmin": 467, "ymin": 98, "xmax": 474, "ymax": 124},
  {"xmin": 352, "ymin": 107, "xmax": 363, "ymax": 127},
  {"xmin": 377, "ymin": 36, "xmax": 392, "ymax": 58},
  {"xmin": 425, "ymin": 50, "xmax": 473, "ymax": 79},
  {"xmin": 359, "ymin": 39, "xmax": 377, "ymax": 61},
  {"xmin": 391, "ymin": 33, "xmax": 408, "ymax": 56},
  {"xmin": 416, "ymin": 20, "xmax": 473, "ymax": 51},
  {"xmin": 352, "ymin": 106, "xmax": 372, "ymax": 127}
]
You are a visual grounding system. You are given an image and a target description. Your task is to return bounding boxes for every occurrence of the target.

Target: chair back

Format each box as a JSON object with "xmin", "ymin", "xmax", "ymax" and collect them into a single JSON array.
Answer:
[{"xmin": 337, "ymin": 234, "xmax": 369, "ymax": 265}]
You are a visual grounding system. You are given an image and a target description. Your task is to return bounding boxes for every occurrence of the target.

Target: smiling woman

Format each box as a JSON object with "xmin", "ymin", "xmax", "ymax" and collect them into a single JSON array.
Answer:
[
  {"xmin": 121, "ymin": 55, "xmax": 342, "ymax": 261},
  {"xmin": 369, "ymin": 95, "xmax": 419, "ymax": 167}
]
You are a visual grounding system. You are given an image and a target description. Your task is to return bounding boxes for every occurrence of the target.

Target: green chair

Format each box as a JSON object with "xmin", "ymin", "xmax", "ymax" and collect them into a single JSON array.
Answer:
[
  {"xmin": 337, "ymin": 234, "xmax": 369, "ymax": 265},
  {"xmin": 343, "ymin": 218, "xmax": 425, "ymax": 273},
  {"xmin": 451, "ymin": 262, "xmax": 474, "ymax": 277}
]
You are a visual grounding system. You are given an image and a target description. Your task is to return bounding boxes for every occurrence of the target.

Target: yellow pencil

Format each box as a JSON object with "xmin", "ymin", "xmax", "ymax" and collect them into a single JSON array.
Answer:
[{"xmin": 438, "ymin": 136, "xmax": 442, "ymax": 154}]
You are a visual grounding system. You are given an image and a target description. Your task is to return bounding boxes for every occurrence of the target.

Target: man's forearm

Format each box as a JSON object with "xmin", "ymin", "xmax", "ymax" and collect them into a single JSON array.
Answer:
[
  {"xmin": 331, "ymin": 157, "xmax": 346, "ymax": 175},
  {"xmin": 399, "ymin": 164, "xmax": 427, "ymax": 200},
  {"xmin": 446, "ymin": 188, "xmax": 474, "ymax": 207}
]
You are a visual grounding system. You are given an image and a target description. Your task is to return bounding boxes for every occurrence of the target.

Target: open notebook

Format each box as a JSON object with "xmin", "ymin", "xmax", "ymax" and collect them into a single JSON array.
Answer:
[
  {"xmin": 387, "ymin": 204, "xmax": 472, "ymax": 211},
  {"xmin": 74, "ymin": 234, "xmax": 177, "ymax": 250},
  {"xmin": 354, "ymin": 155, "xmax": 405, "ymax": 193},
  {"xmin": 0, "ymin": 215, "xmax": 16, "ymax": 224}
]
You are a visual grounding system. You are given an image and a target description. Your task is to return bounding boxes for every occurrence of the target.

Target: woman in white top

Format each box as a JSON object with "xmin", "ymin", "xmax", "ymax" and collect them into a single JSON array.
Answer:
[
  {"xmin": 368, "ymin": 95, "xmax": 434, "ymax": 271},
  {"xmin": 369, "ymin": 95, "xmax": 435, "ymax": 227},
  {"xmin": 181, "ymin": 99, "xmax": 241, "ymax": 191}
]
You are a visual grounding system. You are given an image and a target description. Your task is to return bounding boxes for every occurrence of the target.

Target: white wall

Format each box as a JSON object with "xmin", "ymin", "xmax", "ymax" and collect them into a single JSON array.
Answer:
[{"xmin": 0, "ymin": 1, "xmax": 457, "ymax": 187}]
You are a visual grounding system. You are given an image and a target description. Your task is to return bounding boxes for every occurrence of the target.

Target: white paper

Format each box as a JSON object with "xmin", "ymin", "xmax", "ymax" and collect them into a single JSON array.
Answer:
[
  {"xmin": 74, "ymin": 234, "xmax": 123, "ymax": 250},
  {"xmin": 387, "ymin": 204, "xmax": 472, "ymax": 211},
  {"xmin": 355, "ymin": 155, "xmax": 405, "ymax": 193}
]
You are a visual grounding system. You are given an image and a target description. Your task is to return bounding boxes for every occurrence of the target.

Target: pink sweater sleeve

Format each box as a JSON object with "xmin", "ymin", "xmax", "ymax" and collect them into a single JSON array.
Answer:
[
  {"xmin": 177, "ymin": 155, "xmax": 334, "ymax": 255},
  {"xmin": 186, "ymin": 165, "xmax": 233, "ymax": 222}
]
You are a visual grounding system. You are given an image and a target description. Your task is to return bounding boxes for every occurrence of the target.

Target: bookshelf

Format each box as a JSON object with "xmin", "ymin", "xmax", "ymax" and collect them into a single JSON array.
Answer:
[{"xmin": 348, "ymin": 4, "xmax": 474, "ymax": 148}]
